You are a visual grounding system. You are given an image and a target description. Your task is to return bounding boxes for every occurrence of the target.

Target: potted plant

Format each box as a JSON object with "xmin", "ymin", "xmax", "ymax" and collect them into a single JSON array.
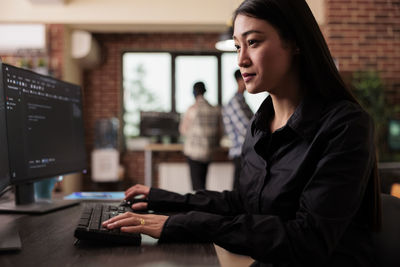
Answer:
[{"xmin": 351, "ymin": 70, "xmax": 400, "ymax": 161}]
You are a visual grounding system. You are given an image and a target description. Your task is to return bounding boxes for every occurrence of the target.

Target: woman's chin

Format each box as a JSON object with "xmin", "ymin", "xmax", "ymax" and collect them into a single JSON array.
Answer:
[{"xmin": 246, "ymin": 87, "xmax": 267, "ymax": 95}]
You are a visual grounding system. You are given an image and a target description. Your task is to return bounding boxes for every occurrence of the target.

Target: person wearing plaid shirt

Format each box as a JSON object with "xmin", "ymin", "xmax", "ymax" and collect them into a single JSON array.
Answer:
[
  {"xmin": 179, "ymin": 82, "xmax": 221, "ymax": 190},
  {"xmin": 222, "ymin": 70, "xmax": 254, "ymax": 190}
]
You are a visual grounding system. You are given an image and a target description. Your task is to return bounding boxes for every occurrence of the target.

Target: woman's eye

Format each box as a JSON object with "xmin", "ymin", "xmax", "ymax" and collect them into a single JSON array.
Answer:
[
  {"xmin": 234, "ymin": 44, "xmax": 241, "ymax": 51},
  {"xmin": 248, "ymin": 40, "xmax": 257, "ymax": 46}
]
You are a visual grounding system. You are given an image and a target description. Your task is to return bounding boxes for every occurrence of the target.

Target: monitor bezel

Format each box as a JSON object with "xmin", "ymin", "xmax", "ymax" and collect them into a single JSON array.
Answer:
[{"xmin": 0, "ymin": 61, "xmax": 11, "ymax": 192}]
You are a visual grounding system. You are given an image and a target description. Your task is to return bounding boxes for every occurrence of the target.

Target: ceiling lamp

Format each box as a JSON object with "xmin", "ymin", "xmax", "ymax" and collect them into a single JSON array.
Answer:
[{"xmin": 215, "ymin": 26, "xmax": 235, "ymax": 52}]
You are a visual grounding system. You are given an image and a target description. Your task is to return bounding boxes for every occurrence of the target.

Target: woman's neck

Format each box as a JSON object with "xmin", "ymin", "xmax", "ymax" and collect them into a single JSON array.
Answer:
[
  {"xmin": 269, "ymin": 96, "xmax": 299, "ymax": 132},
  {"xmin": 268, "ymin": 62, "xmax": 303, "ymax": 133},
  {"xmin": 269, "ymin": 82, "xmax": 303, "ymax": 133}
]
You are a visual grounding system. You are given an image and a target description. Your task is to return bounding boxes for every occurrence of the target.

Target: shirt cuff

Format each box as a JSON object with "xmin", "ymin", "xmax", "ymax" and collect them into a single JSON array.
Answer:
[{"xmin": 158, "ymin": 211, "xmax": 225, "ymax": 243}]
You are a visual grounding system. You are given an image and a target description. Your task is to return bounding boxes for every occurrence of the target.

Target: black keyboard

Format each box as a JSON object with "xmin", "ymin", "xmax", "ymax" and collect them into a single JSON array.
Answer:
[{"xmin": 74, "ymin": 203, "xmax": 141, "ymax": 245}]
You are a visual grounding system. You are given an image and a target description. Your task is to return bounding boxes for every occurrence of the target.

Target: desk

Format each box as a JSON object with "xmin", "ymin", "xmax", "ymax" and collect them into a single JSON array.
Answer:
[
  {"xmin": 0, "ymin": 202, "xmax": 219, "ymax": 267},
  {"xmin": 144, "ymin": 144, "xmax": 231, "ymax": 188},
  {"xmin": 144, "ymin": 143, "xmax": 183, "ymax": 187}
]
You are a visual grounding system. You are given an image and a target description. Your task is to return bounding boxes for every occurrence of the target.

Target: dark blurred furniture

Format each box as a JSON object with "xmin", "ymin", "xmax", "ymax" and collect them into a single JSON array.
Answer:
[
  {"xmin": 378, "ymin": 162, "xmax": 400, "ymax": 194},
  {"xmin": 373, "ymin": 194, "xmax": 400, "ymax": 267},
  {"xmin": 140, "ymin": 111, "xmax": 180, "ymax": 143}
]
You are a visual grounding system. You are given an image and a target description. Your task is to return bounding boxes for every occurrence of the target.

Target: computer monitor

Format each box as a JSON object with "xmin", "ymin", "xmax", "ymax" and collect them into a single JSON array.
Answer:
[
  {"xmin": 140, "ymin": 111, "xmax": 180, "ymax": 143},
  {"xmin": 0, "ymin": 62, "xmax": 87, "ymax": 213}
]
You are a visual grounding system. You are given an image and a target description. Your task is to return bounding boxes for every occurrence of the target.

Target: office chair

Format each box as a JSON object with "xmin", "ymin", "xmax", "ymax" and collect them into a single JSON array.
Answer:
[{"xmin": 372, "ymin": 193, "xmax": 400, "ymax": 267}]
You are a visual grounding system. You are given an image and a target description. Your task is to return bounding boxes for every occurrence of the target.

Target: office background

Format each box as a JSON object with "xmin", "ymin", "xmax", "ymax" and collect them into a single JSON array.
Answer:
[{"xmin": 0, "ymin": 0, "xmax": 399, "ymax": 193}]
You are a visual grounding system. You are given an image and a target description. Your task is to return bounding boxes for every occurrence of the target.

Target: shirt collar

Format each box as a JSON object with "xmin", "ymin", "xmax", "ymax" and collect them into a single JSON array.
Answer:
[{"xmin": 253, "ymin": 94, "xmax": 326, "ymax": 140}]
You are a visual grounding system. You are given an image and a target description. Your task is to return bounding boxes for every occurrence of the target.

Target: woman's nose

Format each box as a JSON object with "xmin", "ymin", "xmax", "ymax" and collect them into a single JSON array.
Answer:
[{"xmin": 238, "ymin": 49, "xmax": 251, "ymax": 68}]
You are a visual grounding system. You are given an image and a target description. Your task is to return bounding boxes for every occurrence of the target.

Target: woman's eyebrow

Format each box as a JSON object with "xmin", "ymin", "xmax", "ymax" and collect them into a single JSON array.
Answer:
[
  {"xmin": 241, "ymin": 30, "xmax": 263, "ymax": 37},
  {"xmin": 233, "ymin": 30, "xmax": 263, "ymax": 40}
]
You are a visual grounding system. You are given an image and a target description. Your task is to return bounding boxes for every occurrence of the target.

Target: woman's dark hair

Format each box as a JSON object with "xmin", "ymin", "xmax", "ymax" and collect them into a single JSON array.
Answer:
[
  {"xmin": 233, "ymin": 0, "xmax": 381, "ymax": 231},
  {"xmin": 233, "ymin": 0, "xmax": 357, "ymax": 103}
]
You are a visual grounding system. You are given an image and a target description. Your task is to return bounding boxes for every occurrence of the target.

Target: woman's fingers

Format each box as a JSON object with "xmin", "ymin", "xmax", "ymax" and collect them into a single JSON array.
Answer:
[
  {"xmin": 125, "ymin": 184, "xmax": 149, "ymax": 196},
  {"xmin": 102, "ymin": 212, "xmax": 168, "ymax": 239},
  {"xmin": 131, "ymin": 202, "xmax": 148, "ymax": 210},
  {"xmin": 106, "ymin": 216, "xmax": 142, "ymax": 229},
  {"xmin": 125, "ymin": 184, "xmax": 150, "ymax": 200},
  {"xmin": 102, "ymin": 212, "xmax": 147, "ymax": 228},
  {"xmin": 120, "ymin": 225, "xmax": 142, "ymax": 233},
  {"xmin": 102, "ymin": 212, "xmax": 132, "ymax": 226},
  {"xmin": 120, "ymin": 215, "xmax": 168, "ymax": 238}
]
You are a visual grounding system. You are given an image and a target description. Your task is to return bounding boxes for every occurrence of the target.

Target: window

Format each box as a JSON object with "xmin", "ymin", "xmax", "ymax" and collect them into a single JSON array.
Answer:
[
  {"xmin": 221, "ymin": 53, "xmax": 238, "ymax": 105},
  {"xmin": 122, "ymin": 51, "xmax": 268, "ymax": 140},
  {"xmin": 175, "ymin": 55, "xmax": 218, "ymax": 114},
  {"xmin": 122, "ymin": 53, "xmax": 171, "ymax": 137}
]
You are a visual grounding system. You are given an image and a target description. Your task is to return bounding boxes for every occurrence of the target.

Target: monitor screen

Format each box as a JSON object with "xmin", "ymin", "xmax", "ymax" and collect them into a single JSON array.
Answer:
[
  {"xmin": 0, "ymin": 62, "xmax": 87, "ymax": 213},
  {"xmin": 140, "ymin": 111, "xmax": 180, "ymax": 141}
]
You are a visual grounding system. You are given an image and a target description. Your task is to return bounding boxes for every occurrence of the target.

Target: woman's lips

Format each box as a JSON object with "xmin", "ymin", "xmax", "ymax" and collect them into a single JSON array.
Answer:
[{"xmin": 242, "ymin": 73, "xmax": 255, "ymax": 82}]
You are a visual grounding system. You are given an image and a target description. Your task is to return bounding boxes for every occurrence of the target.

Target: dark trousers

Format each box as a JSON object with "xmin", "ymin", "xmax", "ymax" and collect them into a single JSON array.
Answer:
[
  {"xmin": 233, "ymin": 156, "xmax": 242, "ymax": 190},
  {"xmin": 187, "ymin": 157, "xmax": 209, "ymax": 191}
]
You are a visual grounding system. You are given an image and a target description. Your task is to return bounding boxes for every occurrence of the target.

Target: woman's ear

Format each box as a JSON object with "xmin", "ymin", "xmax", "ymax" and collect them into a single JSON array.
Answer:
[
  {"xmin": 291, "ymin": 40, "xmax": 300, "ymax": 55},
  {"xmin": 283, "ymin": 40, "xmax": 300, "ymax": 55}
]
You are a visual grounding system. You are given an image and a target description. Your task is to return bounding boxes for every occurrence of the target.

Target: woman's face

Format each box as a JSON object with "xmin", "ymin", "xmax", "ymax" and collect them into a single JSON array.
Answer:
[{"xmin": 233, "ymin": 14, "xmax": 296, "ymax": 95}]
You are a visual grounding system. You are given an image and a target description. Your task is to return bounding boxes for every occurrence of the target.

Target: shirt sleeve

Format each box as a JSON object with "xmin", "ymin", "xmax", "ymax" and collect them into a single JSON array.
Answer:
[
  {"xmin": 148, "ymin": 187, "xmax": 246, "ymax": 215},
  {"xmin": 159, "ymin": 107, "xmax": 376, "ymax": 266},
  {"xmin": 223, "ymin": 95, "xmax": 253, "ymax": 139},
  {"xmin": 222, "ymin": 101, "xmax": 235, "ymax": 140},
  {"xmin": 179, "ymin": 105, "xmax": 196, "ymax": 136}
]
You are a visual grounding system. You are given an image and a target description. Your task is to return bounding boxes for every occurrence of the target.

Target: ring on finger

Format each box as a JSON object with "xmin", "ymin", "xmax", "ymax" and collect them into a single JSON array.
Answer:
[{"xmin": 139, "ymin": 218, "xmax": 145, "ymax": 225}]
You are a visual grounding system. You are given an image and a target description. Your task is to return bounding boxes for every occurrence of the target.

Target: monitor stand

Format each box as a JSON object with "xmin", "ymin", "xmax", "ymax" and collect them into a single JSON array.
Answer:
[{"xmin": 0, "ymin": 183, "xmax": 80, "ymax": 214}]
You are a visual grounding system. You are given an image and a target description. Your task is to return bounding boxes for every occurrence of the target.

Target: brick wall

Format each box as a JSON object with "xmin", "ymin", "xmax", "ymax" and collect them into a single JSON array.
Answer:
[
  {"xmin": 325, "ymin": 0, "xmax": 400, "ymax": 98},
  {"xmin": 47, "ymin": 24, "xmax": 65, "ymax": 79}
]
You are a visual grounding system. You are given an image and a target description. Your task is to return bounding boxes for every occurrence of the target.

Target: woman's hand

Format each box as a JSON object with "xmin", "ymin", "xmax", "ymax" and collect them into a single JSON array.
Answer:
[
  {"xmin": 125, "ymin": 184, "xmax": 150, "ymax": 210},
  {"xmin": 102, "ymin": 212, "xmax": 168, "ymax": 239}
]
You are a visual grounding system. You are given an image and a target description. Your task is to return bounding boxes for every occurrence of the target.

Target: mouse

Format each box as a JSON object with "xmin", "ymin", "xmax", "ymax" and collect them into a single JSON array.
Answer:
[{"xmin": 119, "ymin": 199, "xmax": 132, "ymax": 207}]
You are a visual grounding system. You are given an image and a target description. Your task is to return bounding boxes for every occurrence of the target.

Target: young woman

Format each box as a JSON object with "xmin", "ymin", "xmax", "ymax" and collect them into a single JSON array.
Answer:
[{"xmin": 103, "ymin": 0, "xmax": 381, "ymax": 265}]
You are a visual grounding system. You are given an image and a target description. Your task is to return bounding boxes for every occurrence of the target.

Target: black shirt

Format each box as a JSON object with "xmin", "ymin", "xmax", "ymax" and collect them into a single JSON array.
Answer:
[{"xmin": 148, "ymin": 95, "xmax": 378, "ymax": 266}]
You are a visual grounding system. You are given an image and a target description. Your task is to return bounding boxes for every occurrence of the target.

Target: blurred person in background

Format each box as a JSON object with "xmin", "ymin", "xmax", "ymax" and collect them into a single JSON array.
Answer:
[
  {"xmin": 222, "ymin": 69, "xmax": 254, "ymax": 190},
  {"xmin": 178, "ymin": 81, "xmax": 221, "ymax": 190}
]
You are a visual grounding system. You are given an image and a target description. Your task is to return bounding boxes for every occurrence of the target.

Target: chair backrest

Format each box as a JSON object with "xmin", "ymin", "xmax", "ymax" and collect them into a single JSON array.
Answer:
[{"xmin": 372, "ymin": 193, "xmax": 400, "ymax": 266}]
